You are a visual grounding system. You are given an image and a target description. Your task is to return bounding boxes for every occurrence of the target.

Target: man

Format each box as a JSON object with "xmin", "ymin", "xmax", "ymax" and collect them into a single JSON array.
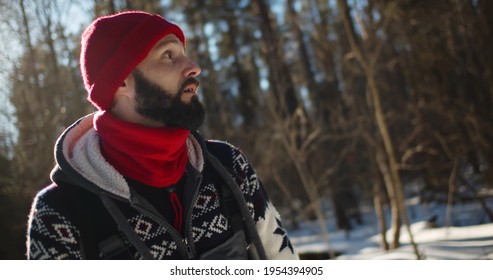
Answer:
[{"xmin": 26, "ymin": 11, "xmax": 298, "ymax": 260}]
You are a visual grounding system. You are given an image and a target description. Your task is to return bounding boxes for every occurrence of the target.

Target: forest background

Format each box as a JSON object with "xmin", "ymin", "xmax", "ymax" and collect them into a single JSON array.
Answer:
[{"xmin": 1, "ymin": 0, "xmax": 492, "ymax": 260}]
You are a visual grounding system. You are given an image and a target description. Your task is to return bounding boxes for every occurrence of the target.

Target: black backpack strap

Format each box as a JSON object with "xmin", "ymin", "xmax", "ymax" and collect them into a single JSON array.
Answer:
[
  {"xmin": 66, "ymin": 183, "xmax": 133, "ymax": 259},
  {"xmin": 190, "ymin": 131, "xmax": 267, "ymax": 259},
  {"xmin": 205, "ymin": 151, "xmax": 267, "ymax": 260},
  {"xmin": 67, "ymin": 184, "xmax": 100, "ymax": 259},
  {"xmin": 99, "ymin": 194, "xmax": 154, "ymax": 259},
  {"xmin": 219, "ymin": 178, "xmax": 246, "ymax": 236}
]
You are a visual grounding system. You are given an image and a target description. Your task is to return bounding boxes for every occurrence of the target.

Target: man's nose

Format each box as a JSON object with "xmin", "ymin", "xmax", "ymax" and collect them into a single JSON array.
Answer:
[{"xmin": 185, "ymin": 58, "xmax": 201, "ymax": 77}]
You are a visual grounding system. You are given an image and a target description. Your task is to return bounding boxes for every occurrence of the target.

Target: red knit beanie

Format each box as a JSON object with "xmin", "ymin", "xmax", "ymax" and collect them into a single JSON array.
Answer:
[{"xmin": 80, "ymin": 11, "xmax": 186, "ymax": 110}]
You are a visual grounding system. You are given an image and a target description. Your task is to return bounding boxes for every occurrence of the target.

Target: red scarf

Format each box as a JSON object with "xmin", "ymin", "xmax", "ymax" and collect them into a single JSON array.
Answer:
[{"xmin": 94, "ymin": 111, "xmax": 190, "ymax": 188}]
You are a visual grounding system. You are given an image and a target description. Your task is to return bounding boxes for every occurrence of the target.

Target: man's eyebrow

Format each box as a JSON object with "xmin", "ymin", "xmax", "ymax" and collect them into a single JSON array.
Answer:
[{"xmin": 152, "ymin": 37, "xmax": 184, "ymax": 52}]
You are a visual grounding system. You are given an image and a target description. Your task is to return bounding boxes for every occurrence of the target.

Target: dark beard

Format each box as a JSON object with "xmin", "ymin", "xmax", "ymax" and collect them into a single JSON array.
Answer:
[{"xmin": 133, "ymin": 69, "xmax": 205, "ymax": 131}]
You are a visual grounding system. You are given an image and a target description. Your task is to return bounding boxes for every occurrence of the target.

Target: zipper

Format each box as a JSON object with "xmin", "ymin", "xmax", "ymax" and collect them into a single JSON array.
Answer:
[
  {"xmin": 130, "ymin": 196, "xmax": 190, "ymax": 258},
  {"xmin": 183, "ymin": 172, "xmax": 203, "ymax": 258},
  {"xmin": 129, "ymin": 169, "xmax": 203, "ymax": 259},
  {"xmin": 183, "ymin": 238, "xmax": 193, "ymax": 259}
]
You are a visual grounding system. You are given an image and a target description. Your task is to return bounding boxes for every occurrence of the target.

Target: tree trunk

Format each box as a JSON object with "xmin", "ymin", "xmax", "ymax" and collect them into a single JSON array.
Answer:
[
  {"xmin": 253, "ymin": 0, "xmax": 299, "ymax": 116},
  {"xmin": 309, "ymin": 0, "xmax": 341, "ymax": 119},
  {"xmin": 370, "ymin": 151, "xmax": 389, "ymax": 250},
  {"xmin": 336, "ymin": 0, "xmax": 421, "ymax": 259},
  {"xmin": 286, "ymin": 0, "xmax": 318, "ymax": 107},
  {"xmin": 445, "ymin": 157, "xmax": 459, "ymax": 228},
  {"xmin": 189, "ymin": 9, "xmax": 231, "ymax": 138},
  {"xmin": 374, "ymin": 145, "xmax": 401, "ymax": 249},
  {"xmin": 224, "ymin": 7, "xmax": 258, "ymax": 132}
]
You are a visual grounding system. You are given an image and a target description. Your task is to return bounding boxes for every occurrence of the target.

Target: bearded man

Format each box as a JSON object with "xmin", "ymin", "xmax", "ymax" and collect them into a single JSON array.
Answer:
[{"xmin": 26, "ymin": 11, "xmax": 298, "ymax": 260}]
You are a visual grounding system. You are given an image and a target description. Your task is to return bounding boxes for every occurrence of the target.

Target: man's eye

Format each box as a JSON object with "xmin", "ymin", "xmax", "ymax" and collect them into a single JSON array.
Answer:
[{"xmin": 163, "ymin": 51, "xmax": 173, "ymax": 59}]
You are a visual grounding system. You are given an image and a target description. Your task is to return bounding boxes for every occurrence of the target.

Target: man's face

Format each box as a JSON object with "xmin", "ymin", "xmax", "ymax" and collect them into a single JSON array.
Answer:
[
  {"xmin": 127, "ymin": 34, "xmax": 204, "ymax": 130},
  {"xmin": 133, "ymin": 69, "xmax": 205, "ymax": 131}
]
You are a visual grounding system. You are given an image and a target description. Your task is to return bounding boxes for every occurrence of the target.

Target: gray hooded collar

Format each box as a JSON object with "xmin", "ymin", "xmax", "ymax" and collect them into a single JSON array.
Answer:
[{"xmin": 51, "ymin": 112, "xmax": 204, "ymax": 200}]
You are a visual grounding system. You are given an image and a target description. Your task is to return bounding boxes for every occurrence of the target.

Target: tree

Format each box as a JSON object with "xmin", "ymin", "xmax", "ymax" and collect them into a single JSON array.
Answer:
[{"xmin": 336, "ymin": 0, "xmax": 420, "ymax": 257}]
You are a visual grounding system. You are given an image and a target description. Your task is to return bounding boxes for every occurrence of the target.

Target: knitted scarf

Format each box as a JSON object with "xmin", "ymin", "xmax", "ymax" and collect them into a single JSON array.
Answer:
[{"xmin": 93, "ymin": 110, "xmax": 190, "ymax": 187}]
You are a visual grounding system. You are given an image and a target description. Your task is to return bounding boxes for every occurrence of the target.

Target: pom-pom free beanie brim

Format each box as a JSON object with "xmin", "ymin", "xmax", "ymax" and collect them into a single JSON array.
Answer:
[{"xmin": 80, "ymin": 11, "xmax": 185, "ymax": 110}]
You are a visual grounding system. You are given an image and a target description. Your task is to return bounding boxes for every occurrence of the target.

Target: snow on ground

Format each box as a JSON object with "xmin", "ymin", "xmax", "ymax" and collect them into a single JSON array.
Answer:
[
  {"xmin": 289, "ymin": 200, "xmax": 493, "ymax": 260},
  {"xmin": 339, "ymin": 222, "xmax": 493, "ymax": 259}
]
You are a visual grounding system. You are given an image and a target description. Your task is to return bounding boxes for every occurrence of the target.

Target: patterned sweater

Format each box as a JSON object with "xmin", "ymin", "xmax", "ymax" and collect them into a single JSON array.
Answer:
[{"xmin": 26, "ymin": 113, "xmax": 298, "ymax": 260}]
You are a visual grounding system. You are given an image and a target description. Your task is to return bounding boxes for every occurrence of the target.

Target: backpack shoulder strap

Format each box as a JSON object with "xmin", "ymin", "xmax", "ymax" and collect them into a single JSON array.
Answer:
[
  {"xmin": 65, "ymin": 183, "xmax": 132, "ymax": 259},
  {"xmin": 204, "ymin": 150, "xmax": 267, "ymax": 260},
  {"xmin": 217, "ymin": 173, "xmax": 245, "ymax": 236},
  {"xmin": 191, "ymin": 131, "xmax": 267, "ymax": 259}
]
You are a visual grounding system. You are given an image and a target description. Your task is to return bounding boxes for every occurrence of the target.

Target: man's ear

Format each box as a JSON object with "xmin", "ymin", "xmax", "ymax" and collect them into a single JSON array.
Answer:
[
  {"xmin": 121, "ymin": 73, "xmax": 134, "ymax": 88},
  {"xmin": 116, "ymin": 74, "xmax": 135, "ymax": 98}
]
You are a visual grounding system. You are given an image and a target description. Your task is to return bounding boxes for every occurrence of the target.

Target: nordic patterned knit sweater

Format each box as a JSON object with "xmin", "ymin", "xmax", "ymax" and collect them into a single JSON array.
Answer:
[{"xmin": 26, "ymin": 113, "xmax": 298, "ymax": 260}]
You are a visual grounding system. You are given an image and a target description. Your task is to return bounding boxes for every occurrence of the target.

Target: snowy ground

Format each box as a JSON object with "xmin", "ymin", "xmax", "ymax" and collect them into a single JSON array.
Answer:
[{"xmin": 289, "ymin": 200, "xmax": 493, "ymax": 260}]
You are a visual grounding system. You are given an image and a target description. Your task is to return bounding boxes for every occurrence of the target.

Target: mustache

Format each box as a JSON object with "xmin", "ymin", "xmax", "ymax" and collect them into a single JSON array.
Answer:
[{"xmin": 179, "ymin": 77, "xmax": 200, "ymax": 92}]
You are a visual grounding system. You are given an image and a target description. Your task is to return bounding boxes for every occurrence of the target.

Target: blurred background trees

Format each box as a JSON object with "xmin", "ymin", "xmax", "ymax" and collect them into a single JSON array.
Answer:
[{"xmin": 1, "ymin": 0, "xmax": 492, "ymax": 259}]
